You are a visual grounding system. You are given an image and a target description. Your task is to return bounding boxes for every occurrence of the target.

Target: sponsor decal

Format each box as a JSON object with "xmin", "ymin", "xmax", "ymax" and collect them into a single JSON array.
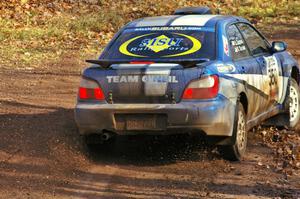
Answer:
[
  {"xmin": 119, "ymin": 33, "xmax": 201, "ymax": 58},
  {"xmin": 264, "ymin": 55, "xmax": 280, "ymax": 100},
  {"xmin": 106, "ymin": 75, "xmax": 178, "ymax": 83},
  {"xmin": 222, "ymin": 35, "xmax": 229, "ymax": 56},
  {"xmin": 133, "ymin": 26, "xmax": 214, "ymax": 32},
  {"xmin": 217, "ymin": 64, "xmax": 235, "ymax": 73},
  {"xmin": 231, "ymin": 39, "xmax": 246, "ymax": 53}
]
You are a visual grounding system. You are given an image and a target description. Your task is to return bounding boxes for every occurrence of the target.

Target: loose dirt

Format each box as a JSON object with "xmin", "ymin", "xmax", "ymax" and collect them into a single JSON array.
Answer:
[{"xmin": 0, "ymin": 27, "xmax": 299, "ymax": 199}]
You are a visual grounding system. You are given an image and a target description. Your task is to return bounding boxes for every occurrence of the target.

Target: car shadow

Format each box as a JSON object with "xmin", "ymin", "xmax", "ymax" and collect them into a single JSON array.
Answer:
[
  {"xmin": 0, "ymin": 100, "xmax": 219, "ymax": 167},
  {"xmin": 87, "ymin": 134, "xmax": 220, "ymax": 166}
]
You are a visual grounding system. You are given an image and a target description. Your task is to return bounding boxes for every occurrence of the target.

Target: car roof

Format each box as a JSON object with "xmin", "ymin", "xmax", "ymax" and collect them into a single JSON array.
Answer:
[{"xmin": 126, "ymin": 14, "xmax": 249, "ymax": 28}]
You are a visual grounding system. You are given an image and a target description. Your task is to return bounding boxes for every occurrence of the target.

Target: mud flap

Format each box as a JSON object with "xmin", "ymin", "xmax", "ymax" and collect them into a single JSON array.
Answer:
[
  {"xmin": 206, "ymin": 100, "xmax": 239, "ymax": 146},
  {"xmin": 205, "ymin": 135, "xmax": 235, "ymax": 145},
  {"xmin": 262, "ymin": 112, "xmax": 289, "ymax": 128}
]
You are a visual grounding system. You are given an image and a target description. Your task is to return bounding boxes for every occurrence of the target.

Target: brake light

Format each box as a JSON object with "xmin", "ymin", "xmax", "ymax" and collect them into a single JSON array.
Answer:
[
  {"xmin": 129, "ymin": 61, "xmax": 154, "ymax": 64},
  {"xmin": 182, "ymin": 75, "xmax": 219, "ymax": 99},
  {"xmin": 78, "ymin": 78, "xmax": 105, "ymax": 100}
]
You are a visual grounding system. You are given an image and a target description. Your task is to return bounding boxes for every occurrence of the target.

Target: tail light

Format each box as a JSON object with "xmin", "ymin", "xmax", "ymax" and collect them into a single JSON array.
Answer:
[
  {"xmin": 78, "ymin": 78, "xmax": 105, "ymax": 100},
  {"xmin": 182, "ymin": 75, "xmax": 219, "ymax": 99}
]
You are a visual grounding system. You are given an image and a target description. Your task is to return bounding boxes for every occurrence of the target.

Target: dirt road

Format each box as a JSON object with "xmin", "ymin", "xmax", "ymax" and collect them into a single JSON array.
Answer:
[{"xmin": 0, "ymin": 26, "xmax": 299, "ymax": 198}]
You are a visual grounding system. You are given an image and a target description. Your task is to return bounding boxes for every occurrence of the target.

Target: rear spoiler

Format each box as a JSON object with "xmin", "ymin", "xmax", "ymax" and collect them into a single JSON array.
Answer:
[
  {"xmin": 86, "ymin": 59, "xmax": 210, "ymax": 68},
  {"xmin": 86, "ymin": 59, "xmax": 128, "ymax": 68}
]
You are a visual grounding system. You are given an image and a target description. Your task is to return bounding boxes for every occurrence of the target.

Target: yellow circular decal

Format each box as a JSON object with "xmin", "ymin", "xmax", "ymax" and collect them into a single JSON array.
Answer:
[{"xmin": 119, "ymin": 33, "xmax": 202, "ymax": 58}]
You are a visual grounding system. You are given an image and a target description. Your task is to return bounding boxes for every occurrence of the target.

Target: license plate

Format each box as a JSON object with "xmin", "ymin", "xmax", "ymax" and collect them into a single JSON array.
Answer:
[
  {"xmin": 115, "ymin": 114, "xmax": 166, "ymax": 131},
  {"xmin": 126, "ymin": 118, "xmax": 156, "ymax": 130}
]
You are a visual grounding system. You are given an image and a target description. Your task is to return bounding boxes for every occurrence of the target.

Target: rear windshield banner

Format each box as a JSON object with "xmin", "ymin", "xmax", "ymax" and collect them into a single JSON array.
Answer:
[
  {"xmin": 103, "ymin": 26, "xmax": 215, "ymax": 60},
  {"xmin": 119, "ymin": 32, "xmax": 202, "ymax": 58}
]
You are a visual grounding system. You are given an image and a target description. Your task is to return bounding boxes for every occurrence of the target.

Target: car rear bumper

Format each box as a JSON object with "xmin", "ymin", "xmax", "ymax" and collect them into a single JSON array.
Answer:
[{"xmin": 74, "ymin": 95, "xmax": 236, "ymax": 136}]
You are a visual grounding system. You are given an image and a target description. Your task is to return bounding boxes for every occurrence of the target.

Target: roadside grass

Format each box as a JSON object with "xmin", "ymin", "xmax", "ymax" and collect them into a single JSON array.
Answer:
[
  {"xmin": 0, "ymin": 0, "xmax": 299, "ymax": 69},
  {"xmin": 0, "ymin": 15, "xmax": 104, "ymax": 69},
  {"xmin": 234, "ymin": 0, "xmax": 300, "ymax": 18}
]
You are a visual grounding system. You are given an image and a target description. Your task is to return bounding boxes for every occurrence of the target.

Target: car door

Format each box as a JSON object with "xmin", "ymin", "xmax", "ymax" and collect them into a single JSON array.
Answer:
[
  {"xmin": 236, "ymin": 23, "xmax": 284, "ymax": 108},
  {"xmin": 226, "ymin": 24, "xmax": 265, "ymax": 119}
]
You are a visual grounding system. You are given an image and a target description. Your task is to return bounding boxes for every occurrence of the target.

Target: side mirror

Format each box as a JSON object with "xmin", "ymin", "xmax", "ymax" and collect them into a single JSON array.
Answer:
[{"xmin": 272, "ymin": 41, "xmax": 287, "ymax": 53}]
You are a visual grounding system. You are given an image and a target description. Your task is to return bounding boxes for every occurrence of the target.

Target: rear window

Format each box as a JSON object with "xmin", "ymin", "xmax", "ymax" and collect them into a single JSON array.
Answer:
[{"xmin": 101, "ymin": 26, "xmax": 215, "ymax": 61}]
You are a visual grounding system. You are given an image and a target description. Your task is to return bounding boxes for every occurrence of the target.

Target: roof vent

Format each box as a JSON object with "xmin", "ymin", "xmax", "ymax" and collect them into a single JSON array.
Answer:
[{"xmin": 174, "ymin": 7, "xmax": 212, "ymax": 15}]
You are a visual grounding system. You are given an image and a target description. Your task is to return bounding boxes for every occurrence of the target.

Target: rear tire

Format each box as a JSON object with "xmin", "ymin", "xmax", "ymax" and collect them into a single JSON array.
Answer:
[{"xmin": 219, "ymin": 102, "xmax": 247, "ymax": 161}]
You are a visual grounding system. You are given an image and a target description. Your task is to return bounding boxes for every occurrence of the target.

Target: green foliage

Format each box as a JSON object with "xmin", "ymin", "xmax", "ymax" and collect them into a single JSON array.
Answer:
[{"xmin": 0, "ymin": 0, "xmax": 299, "ymax": 69}]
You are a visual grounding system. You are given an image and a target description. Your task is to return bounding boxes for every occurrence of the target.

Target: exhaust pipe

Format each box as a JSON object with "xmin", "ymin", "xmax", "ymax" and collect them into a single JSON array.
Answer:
[{"xmin": 101, "ymin": 132, "xmax": 111, "ymax": 141}]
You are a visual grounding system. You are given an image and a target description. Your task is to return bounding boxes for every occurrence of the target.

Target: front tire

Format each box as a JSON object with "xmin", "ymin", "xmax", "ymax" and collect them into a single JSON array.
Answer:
[
  {"xmin": 219, "ymin": 102, "xmax": 247, "ymax": 161},
  {"xmin": 288, "ymin": 78, "xmax": 300, "ymax": 129}
]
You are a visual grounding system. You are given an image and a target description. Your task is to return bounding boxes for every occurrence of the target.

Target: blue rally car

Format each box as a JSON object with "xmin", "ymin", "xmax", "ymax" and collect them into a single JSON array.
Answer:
[{"xmin": 75, "ymin": 7, "xmax": 300, "ymax": 160}]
